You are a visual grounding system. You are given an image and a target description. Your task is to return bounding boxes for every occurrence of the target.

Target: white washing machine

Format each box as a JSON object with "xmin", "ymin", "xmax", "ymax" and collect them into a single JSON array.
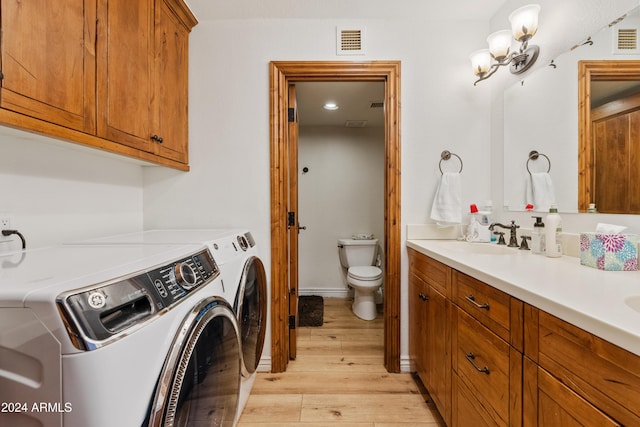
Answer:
[
  {"xmin": 66, "ymin": 229, "xmax": 268, "ymax": 422},
  {"xmin": 0, "ymin": 243, "xmax": 242, "ymax": 427}
]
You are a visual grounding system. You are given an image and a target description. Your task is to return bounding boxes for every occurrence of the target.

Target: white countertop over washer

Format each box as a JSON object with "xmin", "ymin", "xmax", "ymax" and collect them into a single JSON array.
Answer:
[{"xmin": 407, "ymin": 239, "xmax": 640, "ymax": 357}]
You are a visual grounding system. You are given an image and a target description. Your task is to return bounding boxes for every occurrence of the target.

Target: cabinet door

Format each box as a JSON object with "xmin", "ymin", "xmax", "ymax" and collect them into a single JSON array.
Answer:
[
  {"xmin": 0, "ymin": 0, "xmax": 96, "ymax": 132},
  {"xmin": 409, "ymin": 272, "xmax": 428, "ymax": 383},
  {"xmin": 426, "ymin": 286, "xmax": 451, "ymax": 425},
  {"xmin": 96, "ymin": 0, "xmax": 152, "ymax": 151},
  {"xmin": 524, "ymin": 361, "xmax": 620, "ymax": 427},
  {"xmin": 151, "ymin": 0, "xmax": 194, "ymax": 163}
]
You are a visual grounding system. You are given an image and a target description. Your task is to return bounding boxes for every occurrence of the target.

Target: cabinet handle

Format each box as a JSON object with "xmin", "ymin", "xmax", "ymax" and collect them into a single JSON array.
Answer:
[
  {"xmin": 419, "ymin": 293, "xmax": 429, "ymax": 302},
  {"xmin": 465, "ymin": 352, "xmax": 490, "ymax": 374},
  {"xmin": 151, "ymin": 134, "xmax": 164, "ymax": 144},
  {"xmin": 465, "ymin": 294, "xmax": 490, "ymax": 310}
]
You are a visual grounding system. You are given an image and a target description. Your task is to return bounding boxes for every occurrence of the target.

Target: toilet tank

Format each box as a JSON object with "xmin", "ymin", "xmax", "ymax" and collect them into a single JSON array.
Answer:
[{"xmin": 338, "ymin": 238, "xmax": 378, "ymax": 267}]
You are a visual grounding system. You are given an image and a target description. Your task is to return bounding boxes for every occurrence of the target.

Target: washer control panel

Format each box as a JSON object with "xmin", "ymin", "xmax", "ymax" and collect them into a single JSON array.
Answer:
[{"xmin": 58, "ymin": 248, "xmax": 220, "ymax": 350}]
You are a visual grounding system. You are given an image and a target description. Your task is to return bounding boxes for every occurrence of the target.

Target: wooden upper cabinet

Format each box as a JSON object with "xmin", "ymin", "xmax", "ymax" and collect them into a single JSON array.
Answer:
[
  {"xmin": 0, "ymin": 0, "xmax": 96, "ymax": 133},
  {"xmin": 96, "ymin": 0, "xmax": 153, "ymax": 151},
  {"xmin": 0, "ymin": 0, "xmax": 196, "ymax": 169},
  {"xmin": 151, "ymin": 0, "xmax": 197, "ymax": 164}
]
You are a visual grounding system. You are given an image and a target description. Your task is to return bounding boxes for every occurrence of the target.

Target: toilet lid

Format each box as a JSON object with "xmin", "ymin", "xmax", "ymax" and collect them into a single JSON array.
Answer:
[{"xmin": 348, "ymin": 266, "xmax": 383, "ymax": 281}]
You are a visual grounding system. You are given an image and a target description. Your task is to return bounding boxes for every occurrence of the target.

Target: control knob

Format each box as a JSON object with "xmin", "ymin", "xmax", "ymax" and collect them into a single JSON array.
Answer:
[{"xmin": 174, "ymin": 262, "xmax": 198, "ymax": 290}]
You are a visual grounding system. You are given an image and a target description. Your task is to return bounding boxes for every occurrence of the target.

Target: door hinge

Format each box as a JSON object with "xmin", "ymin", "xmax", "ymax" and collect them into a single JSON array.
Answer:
[
  {"xmin": 289, "ymin": 315, "xmax": 296, "ymax": 329},
  {"xmin": 288, "ymin": 108, "xmax": 295, "ymax": 122},
  {"xmin": 287, "ymin": 211, "xmax": 295, "ymax": 227}
]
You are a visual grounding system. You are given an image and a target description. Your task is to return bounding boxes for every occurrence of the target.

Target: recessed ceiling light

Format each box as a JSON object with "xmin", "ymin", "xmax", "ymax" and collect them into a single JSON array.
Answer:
[{"xmin": 323, "ymin": 102, "xmax": 339, "ymax": 110}]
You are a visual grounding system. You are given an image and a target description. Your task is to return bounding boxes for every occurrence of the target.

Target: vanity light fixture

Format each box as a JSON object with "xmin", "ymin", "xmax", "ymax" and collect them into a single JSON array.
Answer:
[
  {"xmin": 323, "ymin": 102, "xmax": 339, "ymax": 110},
  {"xmin": 470, "ymin": 4, "xmax": 541, "ymax": 85}
]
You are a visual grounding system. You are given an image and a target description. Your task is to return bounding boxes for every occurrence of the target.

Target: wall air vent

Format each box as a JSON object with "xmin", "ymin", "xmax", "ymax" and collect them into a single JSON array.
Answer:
[
  {"xmin": 345, "ymin": 120, "xmax": 367, "ymax": 128},
  {"xmin": 336, "ymin": 26, "xmax": 366, "ymax": 56},
  {"xmin": 613, "ymin": 26, "xmax": 640, "ymax": 54},
  {"xmin": 370, "ymin": 101, "xmax": 384, "ymax": 109}
]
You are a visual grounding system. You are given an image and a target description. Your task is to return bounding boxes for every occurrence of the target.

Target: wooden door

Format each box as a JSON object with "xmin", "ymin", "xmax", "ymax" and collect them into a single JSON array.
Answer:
[
  {"xmin": 0, "ymin": 0, "xmax": 96, "ymax": 133},
  {"xmin": 96, "ymin": 0, "xmax": 152, "ymax": 151},
  {"xmin": 288, "ymin": 84, "xmax": 300, "ymax": 359}
]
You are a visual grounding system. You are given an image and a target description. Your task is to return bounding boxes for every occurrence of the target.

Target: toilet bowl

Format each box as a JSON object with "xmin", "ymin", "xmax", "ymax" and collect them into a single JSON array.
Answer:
[
  {"xmin": 337, "ymin": 238, "xmax": 384, "ymax": 321},
  {"xmin": 347, "ymin": 266, "xmax": 383, "ymax": 320}
]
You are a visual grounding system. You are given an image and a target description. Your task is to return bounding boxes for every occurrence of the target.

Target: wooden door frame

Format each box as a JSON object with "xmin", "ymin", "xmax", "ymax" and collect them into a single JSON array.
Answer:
[
  {"xmin": 269, "ymin": 60, "xmax": 401, "ymax": 373},
  {"xmin": 578, "ymin": 60, "xmax": 640, "ymax": 212}
]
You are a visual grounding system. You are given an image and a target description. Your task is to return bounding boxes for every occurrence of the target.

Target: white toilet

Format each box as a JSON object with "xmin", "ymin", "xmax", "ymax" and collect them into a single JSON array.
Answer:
[{"xmin": 337, "ymin": 237, "xmax": 383, "ymax": 321}]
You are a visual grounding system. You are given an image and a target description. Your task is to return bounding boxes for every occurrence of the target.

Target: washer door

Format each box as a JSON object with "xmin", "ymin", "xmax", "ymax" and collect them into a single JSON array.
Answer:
[
  {"xmin": 234, "ymin": 256, "xmax": 267, "ymax": 376},
  {"xmin": 149, "ymin": 297, "xmax": 241, "ymax": 427}
]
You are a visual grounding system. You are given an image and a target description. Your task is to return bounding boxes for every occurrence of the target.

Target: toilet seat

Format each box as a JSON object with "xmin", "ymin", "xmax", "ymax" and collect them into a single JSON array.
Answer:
[{"xmin": 348, "ymin": 266, "xmax": 383, "ymax": 282}]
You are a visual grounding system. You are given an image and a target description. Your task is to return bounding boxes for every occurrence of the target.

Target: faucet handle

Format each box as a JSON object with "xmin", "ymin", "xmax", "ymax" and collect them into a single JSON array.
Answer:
[
  {"xmin": 494, "ymin": 231, "xmax": 506, "ymax": 245},
  {"xmin": 519, "ymin": 235, "xmax": 531, "ymax": 250}
]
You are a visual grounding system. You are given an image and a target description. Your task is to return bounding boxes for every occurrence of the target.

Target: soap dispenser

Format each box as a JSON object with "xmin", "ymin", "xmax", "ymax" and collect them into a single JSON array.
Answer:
[{"xmin": 530, "ymin": 216, "xmax": 545, "ymax": 254}]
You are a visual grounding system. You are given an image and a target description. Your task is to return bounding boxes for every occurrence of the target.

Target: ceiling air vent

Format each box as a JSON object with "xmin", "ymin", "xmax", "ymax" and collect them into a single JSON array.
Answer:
[
  {"xmin": 345, "ymin": 120, "xmax": 367, "ymax": 128},
  {"xmin": 336, "ymin": 26, "xmax": 366, "ymax": 56},
  {"xmin": 613, "ymin": 26, "xmax": 640, "ymax": 54}
]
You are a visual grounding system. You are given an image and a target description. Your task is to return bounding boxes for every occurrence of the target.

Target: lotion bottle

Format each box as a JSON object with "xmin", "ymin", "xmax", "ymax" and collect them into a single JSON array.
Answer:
[
  {"xmin": 545, "ymin": 205, "xmax": 562, "ymax": 258},
  {"xmin": 530, "ymin": 216, "xmax": 545, "ymax": 254}
]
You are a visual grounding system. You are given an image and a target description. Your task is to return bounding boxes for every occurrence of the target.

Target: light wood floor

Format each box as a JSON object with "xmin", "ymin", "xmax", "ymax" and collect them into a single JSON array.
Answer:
[{"xmin": 237, "ymin": 297, "xmax": 445, "ymax": 426}]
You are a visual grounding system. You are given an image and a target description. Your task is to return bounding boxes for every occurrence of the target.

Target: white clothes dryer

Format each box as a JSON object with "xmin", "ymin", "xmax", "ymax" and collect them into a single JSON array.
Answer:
[
  {"xmin": 67, "ymin": 229, "xmax": 268, "ymax": 422},
  {"xmin": 0, "ymin": 243, "xmax": 241, "ymax": 427}
]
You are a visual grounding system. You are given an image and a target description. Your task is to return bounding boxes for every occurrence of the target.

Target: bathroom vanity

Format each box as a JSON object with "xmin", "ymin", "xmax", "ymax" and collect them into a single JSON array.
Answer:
[{"xmin": 407, "ymin": 240, "xmax": 640, "ymax": 427}]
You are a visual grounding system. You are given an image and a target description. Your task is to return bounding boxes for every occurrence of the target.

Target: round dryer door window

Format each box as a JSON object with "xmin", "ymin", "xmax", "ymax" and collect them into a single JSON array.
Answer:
[
  {"xmin": 149, "ymin": 297, "xmax": 241, "ymax": 427},
  {"xmin": 235, "ymin": 256, "xmax": 267, "ymax": 376}
]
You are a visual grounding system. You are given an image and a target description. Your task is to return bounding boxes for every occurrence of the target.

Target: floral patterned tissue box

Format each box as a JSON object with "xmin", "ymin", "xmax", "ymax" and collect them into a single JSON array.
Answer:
[{"xmin": 580, "ymin": 233, "xmax": 638, "ymax": 271}]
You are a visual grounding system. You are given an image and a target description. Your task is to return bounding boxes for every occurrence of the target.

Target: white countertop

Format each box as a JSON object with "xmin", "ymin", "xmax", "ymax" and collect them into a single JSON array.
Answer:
[{"xmin": 407, "ymin": 239, "xmax": 640, "ymax": 356}]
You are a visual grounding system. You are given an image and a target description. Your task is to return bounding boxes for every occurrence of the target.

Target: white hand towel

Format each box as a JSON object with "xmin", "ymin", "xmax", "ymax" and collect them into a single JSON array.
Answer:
[
  {"xmin": 430, "ymin": 172, "xmax": 462, "ymax": 225},
  {"xmin": 525, "ymin": 172, "xmax": 556, "ymax": 212}
]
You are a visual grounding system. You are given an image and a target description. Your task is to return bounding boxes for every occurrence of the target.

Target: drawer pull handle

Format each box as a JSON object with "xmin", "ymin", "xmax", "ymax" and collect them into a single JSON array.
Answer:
[
  {"xmin": 466, "ymin": 294, "xmax": 490, "ymax": 310},
  {"xmin": 419, "ymin": 293, "xmax": 429, "ymax": 302},
  {"xmin": 465, "ymin": 352, "xmax": 490, "ymax": 374}
]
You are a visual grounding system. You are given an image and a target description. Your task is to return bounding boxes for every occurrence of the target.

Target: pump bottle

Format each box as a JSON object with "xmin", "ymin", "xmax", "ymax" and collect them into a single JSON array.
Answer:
[
  {"xmin": 530, "ymin": 216, "xmax": 545, "ymax": 254},
  {"xmin": 545, "ymin": 205, "xmax": 562, "ymax": 257}
]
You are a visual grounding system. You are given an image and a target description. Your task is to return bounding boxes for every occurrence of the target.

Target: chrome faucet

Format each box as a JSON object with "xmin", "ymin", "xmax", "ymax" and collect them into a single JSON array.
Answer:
[{"xmin": 489, "ymin": 220, "xmax": 520, "ymax": 247}]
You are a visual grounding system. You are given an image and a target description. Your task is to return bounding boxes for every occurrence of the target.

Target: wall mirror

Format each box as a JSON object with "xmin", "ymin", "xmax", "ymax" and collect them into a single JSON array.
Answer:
[{"xmin": 503, "ymin": 6, "xmax": 640, "ymax": 214}]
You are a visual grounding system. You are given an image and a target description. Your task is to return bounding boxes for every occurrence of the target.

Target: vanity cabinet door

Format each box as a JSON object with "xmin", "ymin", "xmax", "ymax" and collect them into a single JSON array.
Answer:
[
  {"xmin": 0, "ymin": 0, "xmax": 96, "ymax": 133},
  {"xmin": 524, "ymin": 305, "xmax": 640, "ymax": 426},
  {"xmin": 426, "ymin": 286, "xmax": 452, "ymax": 425},
  {"xmin": 409, "ymin": 270, "xmax": 428, "ymax": 384}
]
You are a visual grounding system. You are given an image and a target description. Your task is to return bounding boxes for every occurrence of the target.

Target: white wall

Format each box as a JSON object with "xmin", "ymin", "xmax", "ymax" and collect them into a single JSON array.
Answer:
[
  {"xmin": 0, "ymin": 128, "xmax": 144, "ymax": 253},
  {"xmin": 297, "ymin": 126, "xmax": 384, "ymax": 296},
  {"xmin": 142, "ymin": 15, "xmax": 494, "ymax": 369}
]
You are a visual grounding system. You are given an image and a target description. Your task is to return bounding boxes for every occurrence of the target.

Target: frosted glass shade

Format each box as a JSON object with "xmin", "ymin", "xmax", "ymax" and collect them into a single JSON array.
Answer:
[
  {"xmin": 487, "ymin": 30, "xmax": 512, "ymax": 60},
  {"xmin": 469, "ymin": 49, "xmax": 492, "ymax": 76},
  {"xmin": 509, "ymin": 4, "xmax": 540, "ymax": 42}
]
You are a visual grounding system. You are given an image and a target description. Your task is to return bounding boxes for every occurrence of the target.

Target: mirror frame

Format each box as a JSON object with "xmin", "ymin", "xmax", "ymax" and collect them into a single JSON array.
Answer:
[{"xmin": 578, "ymin": 60, "xmax": 640, "ymax": 212}]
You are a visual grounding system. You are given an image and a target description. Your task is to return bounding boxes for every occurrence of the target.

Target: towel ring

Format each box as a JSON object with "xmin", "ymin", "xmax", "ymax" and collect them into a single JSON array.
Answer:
[
  {"xmin": 526, "ymin": 150, "xmax": 551, "ymax": 174},
  {"xmin": 439, "ymin": 150, "xmax": 463, "ymax": 175}
]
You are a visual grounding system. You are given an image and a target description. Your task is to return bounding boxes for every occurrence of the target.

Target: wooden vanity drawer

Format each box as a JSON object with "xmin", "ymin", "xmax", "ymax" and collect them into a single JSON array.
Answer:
[
  {"xmin": 525, "ymin": 306, "xmax": 640, "ymax": 426},
  {"xmin": 453, "ymin": 307, "xmax": 522, "ymax": 427},
  {"xmin": 408, "ymin": 248, "xmax": 451, "ymax": 297},
  {"xmin": 454, "ymin": 270, "xmax": 522, "ymax": 347}
]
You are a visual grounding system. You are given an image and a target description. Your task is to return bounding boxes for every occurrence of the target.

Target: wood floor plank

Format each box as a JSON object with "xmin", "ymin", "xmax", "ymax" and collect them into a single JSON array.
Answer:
[{"xmin": 237, "ymin": 297, "xmax": 443, "ymax": 426}]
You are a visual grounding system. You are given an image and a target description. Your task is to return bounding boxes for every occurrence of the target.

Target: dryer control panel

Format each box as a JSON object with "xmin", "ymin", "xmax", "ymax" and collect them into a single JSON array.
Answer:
[{"xmin": 57, "ymin": 248, "xmax": 220, "ymax": 351}]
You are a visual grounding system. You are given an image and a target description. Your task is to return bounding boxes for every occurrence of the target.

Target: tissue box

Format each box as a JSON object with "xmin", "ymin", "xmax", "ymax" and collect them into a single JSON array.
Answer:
[{"xmin": 580, "ymin": 233, "xmax": 638, "ymax": 271}]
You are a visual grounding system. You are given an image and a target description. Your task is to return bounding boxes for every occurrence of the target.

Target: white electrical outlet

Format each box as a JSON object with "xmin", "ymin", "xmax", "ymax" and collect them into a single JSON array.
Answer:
[{"xmin": 0, "ymin": 215, "xmax": 12, "ymax": 241}]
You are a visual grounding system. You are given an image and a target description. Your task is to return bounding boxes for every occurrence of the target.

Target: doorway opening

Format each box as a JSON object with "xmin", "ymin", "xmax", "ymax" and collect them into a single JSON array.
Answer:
[{"xmin": 269, "ymin": 61, "xmax": 401, "ymax": 373}]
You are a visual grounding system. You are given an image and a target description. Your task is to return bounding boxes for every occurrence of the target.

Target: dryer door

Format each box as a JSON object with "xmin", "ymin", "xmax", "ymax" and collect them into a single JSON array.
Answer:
[
  {"xmin": 235, "ymin": 256, "xmax": 267, "ymax": 376},
  {"xmin": 149, "ymin": 297, "xmax": 241, "ymax": 427}
]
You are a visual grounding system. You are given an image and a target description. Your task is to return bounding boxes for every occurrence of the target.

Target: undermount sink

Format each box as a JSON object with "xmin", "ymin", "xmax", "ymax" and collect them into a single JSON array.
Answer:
[
  {"xmin": 625, "ymin": 296, "xmax": 640, "ymax": 313},
  {"xmin": 442, "ymin": 242, "xmax": 519, "ymax": 255}
]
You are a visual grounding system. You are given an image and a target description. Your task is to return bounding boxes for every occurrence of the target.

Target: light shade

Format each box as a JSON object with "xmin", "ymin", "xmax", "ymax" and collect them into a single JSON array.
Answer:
[
  {"xmin": 469, "ymin": 49, "xmax": 492, "ymax": 77},
  {"xmin": 509, "ymin": 4, "xmax": 540, "ymax": 42},
  {"xmin": 487, "ymin": 29, "xmax": 512, "ymax": 60}
]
